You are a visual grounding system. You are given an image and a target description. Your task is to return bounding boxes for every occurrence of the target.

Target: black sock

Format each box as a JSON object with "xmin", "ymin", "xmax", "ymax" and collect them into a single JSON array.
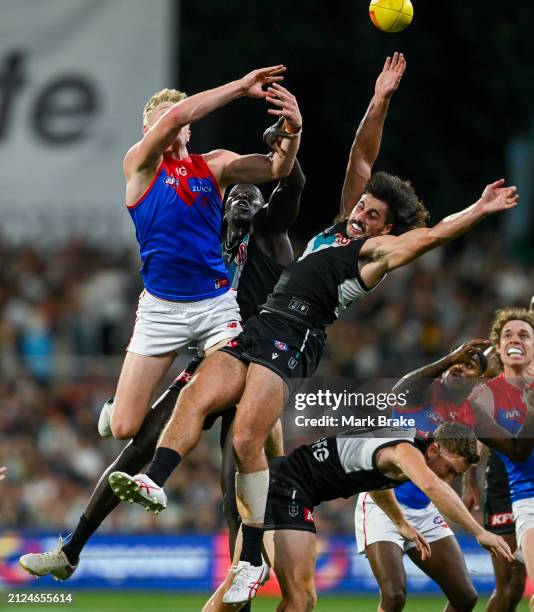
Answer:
[
  {"xmin": 61, "ymin": 514, "xmax": 100, "ymax": 565},
  {"xmin": 240, "ymin": 525, "xmax": 263, "ymax": 567},
  {"xmin": 145, "ymin": 447, "xmax": 182, "ymax": 487}
]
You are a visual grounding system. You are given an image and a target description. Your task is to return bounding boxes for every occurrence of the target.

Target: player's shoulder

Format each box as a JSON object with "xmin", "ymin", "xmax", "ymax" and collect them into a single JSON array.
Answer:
[{"xmin": 202, "ymin": 149, "xmax": 240, "ymax": 164}]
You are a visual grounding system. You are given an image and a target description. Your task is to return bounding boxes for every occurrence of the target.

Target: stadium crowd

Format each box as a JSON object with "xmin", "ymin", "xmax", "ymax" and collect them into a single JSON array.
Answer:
[{"xmin": 0, "ymin": 228, "xmax": 532, "ymax": 535}]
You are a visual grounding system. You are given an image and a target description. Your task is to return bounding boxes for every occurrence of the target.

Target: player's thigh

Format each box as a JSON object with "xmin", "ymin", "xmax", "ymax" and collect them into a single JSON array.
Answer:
[
  {"xmin": 365, "ymin": 541, "xmax": 407, "ymax": 595},
  {"xmin": 182, "ymin": 351, "xmax": 248, "ymax": 413},
  {"xmin": 273, "ymin": 530, "xmax": 316, "ymax": 597},
  {"xmin": 490, "ymin": 531, "xmax": 523, "ymax": 587},
  {"xmin": 522, "ymin": 529, "xmax": 534, "ymax": 584},
  {"xmin": 113, "ymin": 351, "xmax": 175, "ymax": 424},
  {"xmin": 407, "ymin": 535, "xmax": 476, "ymax": 604},
  {"xmin": 233, "ymin": 363, "xmax": 288, "ymax": 447}
]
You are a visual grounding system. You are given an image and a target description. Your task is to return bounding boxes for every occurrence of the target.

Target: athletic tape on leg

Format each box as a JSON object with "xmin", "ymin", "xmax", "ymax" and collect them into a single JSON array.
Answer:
[{"xmin": 235, "ymin": 470, "xmax": 269, "ymax": 525}]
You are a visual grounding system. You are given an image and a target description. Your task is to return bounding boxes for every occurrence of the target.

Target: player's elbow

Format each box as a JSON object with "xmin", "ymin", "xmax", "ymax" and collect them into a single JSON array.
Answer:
[{"xmin": 417, "ymin": 476, "xmax": 442, "ymax": 499}]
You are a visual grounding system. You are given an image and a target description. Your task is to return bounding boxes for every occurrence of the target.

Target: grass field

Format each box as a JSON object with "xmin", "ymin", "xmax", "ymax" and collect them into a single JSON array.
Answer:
[{"xmin": 0, "ymin": 592, "xmax": 531, "ymax": 611}]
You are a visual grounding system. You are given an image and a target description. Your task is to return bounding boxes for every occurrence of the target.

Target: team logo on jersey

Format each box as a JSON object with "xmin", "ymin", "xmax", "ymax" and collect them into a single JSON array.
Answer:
[
  {"xmin": 335, "ymin": 232, "xmax": 351, "ymax": 246},
  {"xmin": 288, "ymin": 503, "xmax": 299, "ymax": 518},
  {"xmin": 215, "ymin": 278, "xmax": 229, "ymax": 289},
  {"xmin": 274, "ymin": 340, "xmax": 289, "ymax": 352},
  {"xmin": 289, "ymin": 298, "xmax": 309, "ymax": 315},
  {"xmin": 235, "ymin": 242, "xmax": 248, "ymax": 266},
  {"xmin": 288, "ymin": 357, "xmax": 298, "ymax": 370},
  {"xmin": 489, "ymin": 512, "xmax": 514, "ymax": 526},
  {"xmin": 304, "ymin": 508, "xmax": 314, "ymax": 522},
  {"xmin": 177, "ymin": 166, "xmax": 188, "ymax": 176}
]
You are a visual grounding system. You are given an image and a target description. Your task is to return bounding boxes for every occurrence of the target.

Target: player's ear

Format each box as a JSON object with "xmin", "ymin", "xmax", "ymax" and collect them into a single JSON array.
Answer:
[{"xmin": 382, "ymin": 223, "xmax": 394, "ymax": 235}]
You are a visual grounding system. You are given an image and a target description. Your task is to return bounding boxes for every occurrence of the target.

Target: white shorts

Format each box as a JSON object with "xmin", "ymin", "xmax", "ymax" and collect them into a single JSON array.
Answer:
[
  {"xmin": 355, "ymin": 492, "xmax": 454, "ymax": 554},
  {"xmin": 127, "ymin": 289, "xmax": 242, "ymax": 356},
  {"xmin": 512, "ymin": 497, "xmax": 534, "ymax": 552}
]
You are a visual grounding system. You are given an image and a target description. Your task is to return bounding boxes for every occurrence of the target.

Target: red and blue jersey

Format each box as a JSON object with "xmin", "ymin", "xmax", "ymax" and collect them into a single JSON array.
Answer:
[
  {"xmin": 127, "ymin": 153, "xmax": 229, "ymax": 301},
  {"xmin": 487, "ymin": 374, "xmax": 534, "ymax": 503},
  {"xmin": 393, "ymin": 379, "xmax": 476, "ymax": 509}
]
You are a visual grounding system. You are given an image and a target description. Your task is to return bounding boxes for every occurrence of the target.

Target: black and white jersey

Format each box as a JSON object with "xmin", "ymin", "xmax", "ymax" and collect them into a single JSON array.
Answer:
[
  {"xmin": 226, "ymin": 233, "xmax": 285, "ymax": 324},
  {"xmin": 263, "ymin": 221, "xmax": 379, "ymax": 329},
  {"xmin": 272, "ymin": 428, "xmax": 425, "ymax": 506}
]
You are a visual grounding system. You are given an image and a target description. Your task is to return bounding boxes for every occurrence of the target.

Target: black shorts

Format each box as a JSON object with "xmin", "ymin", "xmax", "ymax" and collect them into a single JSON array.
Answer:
[
  {"xmin": 264, "ymin": 458, "xmax": 317, "ymax": 534},
  {"xmin": 484, "ymin": 453, "xmax": 515, "ymax": 535},
  {"xmin": 219, "ymin": 313, "xmax": 325, "ymax": 386}
]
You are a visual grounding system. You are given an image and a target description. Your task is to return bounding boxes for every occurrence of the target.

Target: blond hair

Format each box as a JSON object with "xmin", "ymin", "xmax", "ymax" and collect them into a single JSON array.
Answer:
[{"xmin": 143, "ymin": 88, "xmax": 187, "ymax": 127}]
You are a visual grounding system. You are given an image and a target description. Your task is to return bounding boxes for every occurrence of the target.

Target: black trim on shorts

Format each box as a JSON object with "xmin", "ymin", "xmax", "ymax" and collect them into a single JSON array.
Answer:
[
  {"xmin": 219, "ymin": 346, "xmax": 292, "ymax": 386},
  {"xmin": 263, "ymin": 467, "xmax": 317, "ymax": 534}
]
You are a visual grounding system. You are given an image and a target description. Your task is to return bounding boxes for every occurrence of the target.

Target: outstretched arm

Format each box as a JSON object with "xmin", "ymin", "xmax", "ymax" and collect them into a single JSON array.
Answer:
[
  {"xmin": 207, "ymin": 84, "xmax": 303, "ymax": 189},
  {"xmin": 339, "ymin": 52, "xmax": 406, "ymax": 220},
  {"xmin": 359, "ymin": 179, "xmax": 519, "ymax": 288},
  {"xmin": 254, "ymin": 158, "xmax": 306, "ymax": 236},
  {"xmin": 126, "ymin": 65, "xmax": 286, "ymax": 174},
  {"xmin": 389, "ymin": 444, "xmax": 512, "ymax": 560},
  {"xmin": 369, "ymin": 489, "xmax": 431, "ymax": 559},
  {"xmin": 393, "ymin": 339, "xmax": 490, "ymax": 407}
]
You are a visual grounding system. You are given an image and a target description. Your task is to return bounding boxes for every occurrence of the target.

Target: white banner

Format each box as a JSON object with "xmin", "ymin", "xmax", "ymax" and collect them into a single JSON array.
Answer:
[{"xmin": 0, "ymin": 0, "xmax": 172, "ymax": 245}]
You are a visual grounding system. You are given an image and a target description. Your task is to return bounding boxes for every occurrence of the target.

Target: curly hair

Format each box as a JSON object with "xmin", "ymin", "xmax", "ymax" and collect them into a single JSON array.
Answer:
[
  {"xmin": 143, "ymin": 88, "xmax": 187, "ymax": 127},
  {"xmin": 489, "ymin": 308, "xmax": 534, "ymax": 368},
  {"xmin": 364, "ymin": 171, "xmax": 430, "ymax": 235},
  {"xmin": 433, "ymin": 422, "xmax": 480, "ymax": 465}
]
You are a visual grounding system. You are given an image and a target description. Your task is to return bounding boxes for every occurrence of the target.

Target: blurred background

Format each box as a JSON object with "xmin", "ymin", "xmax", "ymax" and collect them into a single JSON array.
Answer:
[{"xmin": 0, "ymin": 0, "xmax": 533, "ymax": 607}]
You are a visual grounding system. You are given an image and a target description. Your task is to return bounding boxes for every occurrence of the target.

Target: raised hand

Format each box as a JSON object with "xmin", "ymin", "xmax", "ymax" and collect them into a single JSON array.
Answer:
[
  {"xmin": 479, "ymin": 179, "xmax": 519, "ymax": 215},
  {"xmin": 239, "ymin": 65, "xmax": 286, "ymax": 99},
  {"xmin": 375, "ymin": 52, "xmax": 406, "ymax": 100},
  {"xmin": 265, "ymin": 83, "xmax": 302, "ymax": 129},
  {"xmin": 451, "ymin": 339, "xmax": 492, "ymax": 364}
]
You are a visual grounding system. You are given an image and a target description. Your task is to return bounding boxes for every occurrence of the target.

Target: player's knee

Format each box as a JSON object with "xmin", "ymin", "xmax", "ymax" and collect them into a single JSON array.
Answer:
[
  {"xmin": 111, "ymin": 417, "xmax": 140, "ymax": 440},
  {"xmin": 449, "ymin": 586, "xmax": 477, "ymax": 611},
  {"xmin": 232, "ymin": 430, "xmax": 264, "ymax": 465},
  {"xmin": 380, "ymin": 584, "xmax": 407, "ymax": 611}
]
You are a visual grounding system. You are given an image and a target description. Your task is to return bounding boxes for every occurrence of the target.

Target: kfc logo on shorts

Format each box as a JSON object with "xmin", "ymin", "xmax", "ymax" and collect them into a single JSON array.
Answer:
[
  {"xmin": 304, "ymin": 508, "xmax": 314, "ymax": 523},
  {"xmin": 335, "ymin": 233, "xmax": 350, "ymax": 246},
  {"xmin": 227, "ymin": 340, "xmax": 239, "ymax": 348},
  {"xmin": 227, "ymin": 321, "xmax": 238, "ymax": 329},
  {"xmin": 274, "ymin": 340, "xmax": 289, "ymax": 352},
  {"xmin": 490, "ymin": 512, "xmax": 514, "ymax": 526},
  {"xmin": 215, "ymin": 278, "xmax": 229, "ymax": 289}
]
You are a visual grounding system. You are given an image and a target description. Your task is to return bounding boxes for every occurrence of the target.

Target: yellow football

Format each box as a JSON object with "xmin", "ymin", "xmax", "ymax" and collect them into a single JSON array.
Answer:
[{"xmin": 369, "ymin": 0, "xmax": 414, "ymax": 33}]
